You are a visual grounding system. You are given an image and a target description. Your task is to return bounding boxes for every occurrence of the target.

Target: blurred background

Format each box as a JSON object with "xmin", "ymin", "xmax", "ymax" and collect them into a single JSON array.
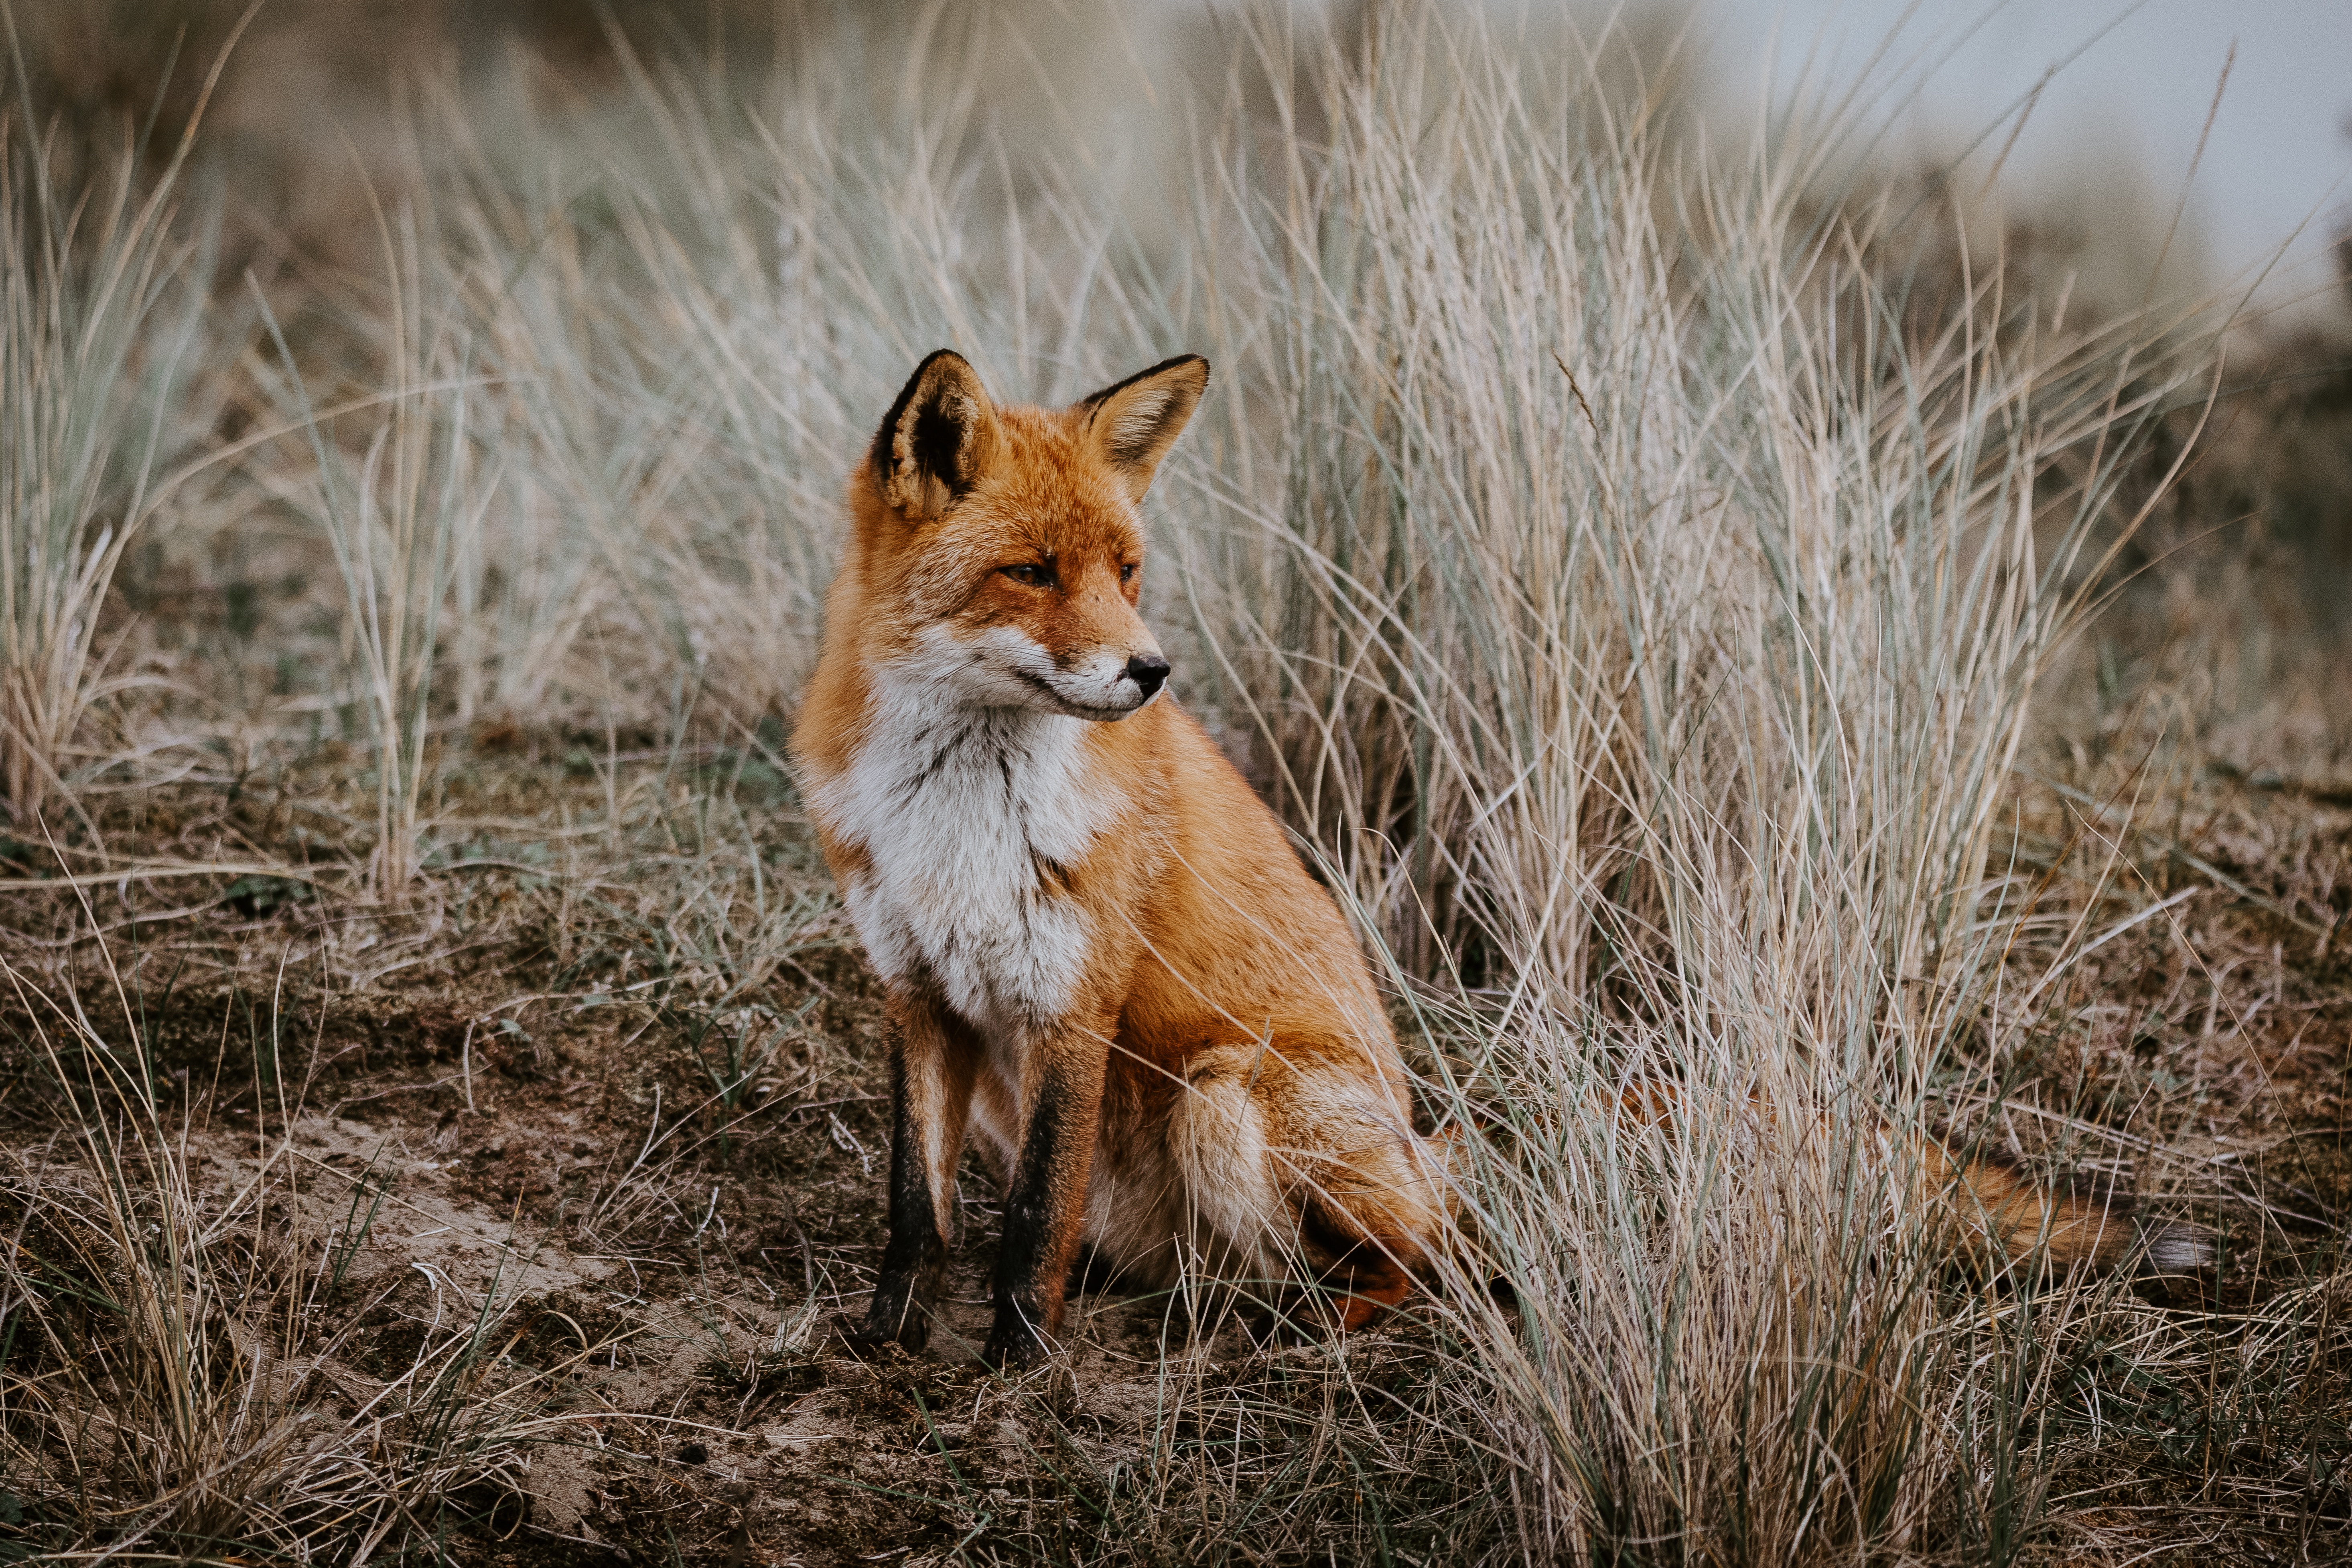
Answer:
[
  {"xmin": 9, "ymin": 0, "xmax": 2345, "ymax": 702},
  {"xmin": 19, "ymin": 2, "xmax": 2350, "ymax": 306}
]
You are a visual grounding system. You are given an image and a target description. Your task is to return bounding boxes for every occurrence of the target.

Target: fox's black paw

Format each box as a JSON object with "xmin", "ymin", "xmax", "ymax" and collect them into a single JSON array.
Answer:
[
  {"xmin": 843, "ymin": 1303, "xmax": 932, "ymax": 1356},
  {"xmin": 1242, "ymin": 1305, "xmax": 1315, "ymax": 1351},
  {"xmin": 981, "ymin": 1309, "xmax": 1054, "ymax": 1372}
]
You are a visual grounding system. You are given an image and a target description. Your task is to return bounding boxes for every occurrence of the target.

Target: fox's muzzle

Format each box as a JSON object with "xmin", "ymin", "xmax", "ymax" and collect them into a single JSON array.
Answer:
[{"xmin": 1126, "ymin": 654, "xmax": 1169, "ymax": 701}]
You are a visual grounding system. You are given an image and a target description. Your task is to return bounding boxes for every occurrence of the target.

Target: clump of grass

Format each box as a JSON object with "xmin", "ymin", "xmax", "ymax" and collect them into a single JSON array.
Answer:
[
  {"xmin": 248, "ymin": 175, "xmax": 501, "ymax": 903},
  {"xmin": 0, "ymin": 77, "xmax": 219, "ymax": 827},
  {"xmin": 1149, "ymin": 7, "xmax": 2214, "ymax": 1560}
]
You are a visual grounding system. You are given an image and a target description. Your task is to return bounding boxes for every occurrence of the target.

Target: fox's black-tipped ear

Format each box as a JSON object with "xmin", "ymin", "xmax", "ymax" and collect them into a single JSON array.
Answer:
[
  {"xmin": 1076, "ymin": 354, "xmax": 1208, "ymax": 505},
  {"xmin": 872, "ymin": 350, "xmax": 1002, "ymax": 519}
]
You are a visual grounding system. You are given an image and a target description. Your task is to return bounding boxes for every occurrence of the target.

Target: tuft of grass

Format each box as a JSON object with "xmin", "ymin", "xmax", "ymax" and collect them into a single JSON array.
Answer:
[
  {"xmin": 0, "ymin": 88, "xmax": 217, "ymax": 827},
  {"xmin": 248, "ymin": 169, "xmax": 501, "ymax": 905}
]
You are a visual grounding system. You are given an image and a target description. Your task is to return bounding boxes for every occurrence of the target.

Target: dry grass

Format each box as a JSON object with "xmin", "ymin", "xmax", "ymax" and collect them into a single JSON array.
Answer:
[
  {"xmin": 0, "ymin": 100, "xmax": 218, "ymax": 828},
  {"xmin": 0, "ymin": 2, "xmax": 2347, "ymax": 1564}
]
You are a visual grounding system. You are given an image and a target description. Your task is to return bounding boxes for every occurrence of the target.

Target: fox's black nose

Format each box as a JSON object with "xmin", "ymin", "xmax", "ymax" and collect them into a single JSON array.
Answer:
[{"xmin": 1126, "ymin": 653, "xmax": 1170, "ymax": 700}]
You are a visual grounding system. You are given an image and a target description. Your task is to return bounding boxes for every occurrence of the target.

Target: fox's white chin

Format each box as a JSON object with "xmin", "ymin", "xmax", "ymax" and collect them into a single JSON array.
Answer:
[{"xmin": 1030, "ymin": 682, "xmax": 1160, "ymax": 721}]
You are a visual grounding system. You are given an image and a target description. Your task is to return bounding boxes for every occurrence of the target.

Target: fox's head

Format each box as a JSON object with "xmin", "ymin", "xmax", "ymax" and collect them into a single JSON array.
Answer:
[{"xmin": 849, "ymin": 349, "xmax": 1207, "ymax": 721}]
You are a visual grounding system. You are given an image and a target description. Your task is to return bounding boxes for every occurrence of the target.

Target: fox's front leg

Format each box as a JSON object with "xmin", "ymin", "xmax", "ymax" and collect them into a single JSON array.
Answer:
[
  {"xmin": 853, "ymin": 996, "xmax": 980, "ymax": 1351},
  {"xmin": 984, "ymin": 1030, "xmax": 1110, "ymax": 1370}
]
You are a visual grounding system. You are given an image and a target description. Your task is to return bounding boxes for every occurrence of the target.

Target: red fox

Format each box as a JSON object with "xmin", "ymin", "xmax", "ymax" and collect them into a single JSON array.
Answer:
[{"xmin": 791, "ymin": 349, "xmax": 2204, "ymax": 1371}]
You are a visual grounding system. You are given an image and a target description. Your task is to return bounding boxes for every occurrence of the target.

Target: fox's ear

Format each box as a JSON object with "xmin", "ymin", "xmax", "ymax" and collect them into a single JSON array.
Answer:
[
  {"xmin": 871, "ymin": 350, "xmax": 1002, "ymax": 519},
  {"xmin": 1076, "ymin": 354, "xmax": 1209, "ymax": 504}
]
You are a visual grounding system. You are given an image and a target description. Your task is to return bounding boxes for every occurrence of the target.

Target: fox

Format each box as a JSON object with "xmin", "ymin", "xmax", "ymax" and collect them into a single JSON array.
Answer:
[{"xmin": 790, "ymin": 348, "xmax": 2206, "ymax": 1371}]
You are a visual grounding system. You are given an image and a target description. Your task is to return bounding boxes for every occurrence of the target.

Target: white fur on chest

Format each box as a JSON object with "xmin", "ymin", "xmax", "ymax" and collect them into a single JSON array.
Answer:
[{"xmin": 814, "ymin": 646, "xmax": 1121, "ymax": 1037}]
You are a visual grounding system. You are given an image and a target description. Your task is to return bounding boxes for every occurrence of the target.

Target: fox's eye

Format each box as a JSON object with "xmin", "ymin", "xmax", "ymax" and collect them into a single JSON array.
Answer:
[
  {"xmin": 1000, "ymin": 564, "xmax": 1050, "ymax": 588},
  {"xmin": 1120, "ymin": 563, "xmax": 1138, "ymax": 584}
]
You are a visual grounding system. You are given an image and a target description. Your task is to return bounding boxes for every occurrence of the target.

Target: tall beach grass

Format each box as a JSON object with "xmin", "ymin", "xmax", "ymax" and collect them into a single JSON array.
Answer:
[{"xmin": 1146, "ymin": 13, "xmax": 2203, "ymax": 1558}]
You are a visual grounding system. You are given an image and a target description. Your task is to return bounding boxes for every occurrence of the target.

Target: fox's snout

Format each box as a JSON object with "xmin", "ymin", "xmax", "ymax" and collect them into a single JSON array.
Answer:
[
  {"xmin": 1072, "ymin": 646, "xmax": 1169, "ymax": 715},
  {"xmin": 1011, "ymin": 633, "xmax": 1167, "ymax": 720},
  {"xmin": 1126, "ymin": 653, "xmax": 1169, "ymax": 700}
]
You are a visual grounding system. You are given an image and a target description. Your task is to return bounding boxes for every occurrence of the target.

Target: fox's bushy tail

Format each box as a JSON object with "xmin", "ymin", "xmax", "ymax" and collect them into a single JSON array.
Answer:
[
  {"xmin": 1920, "ymin": 1136, "xmax": 2212, "ymax": 1274},
  {"xmin": 1562, "ymin": 1079, "xmax": 2214, "ymax": 1277}
]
